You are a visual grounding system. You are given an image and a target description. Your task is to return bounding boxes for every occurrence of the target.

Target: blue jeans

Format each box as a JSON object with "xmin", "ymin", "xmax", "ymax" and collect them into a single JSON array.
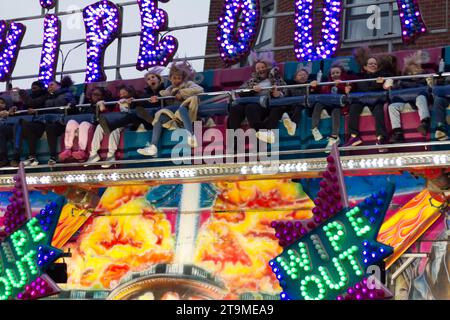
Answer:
[
  {"xmin": 151, "ymin": 106, "xmax": 193, "ymax": 146},
  {"xmin": 432, "ymin": 96, "xmax": 449, "ymax": 128}
]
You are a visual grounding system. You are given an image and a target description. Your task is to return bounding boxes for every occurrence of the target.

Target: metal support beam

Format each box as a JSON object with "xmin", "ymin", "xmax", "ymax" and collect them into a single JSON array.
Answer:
[{"xmin": 390, "ymin": 253, "xmax": 429, "ymax": 285}]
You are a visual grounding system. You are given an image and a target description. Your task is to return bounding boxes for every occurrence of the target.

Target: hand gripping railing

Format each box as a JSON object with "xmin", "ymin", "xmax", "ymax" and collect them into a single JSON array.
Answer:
[{"xmin": 4, "ymin": 72, "xmax": 450, "ymax": 117}]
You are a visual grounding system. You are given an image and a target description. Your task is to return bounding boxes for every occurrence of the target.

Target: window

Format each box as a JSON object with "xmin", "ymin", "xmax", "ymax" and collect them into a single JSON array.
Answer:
[
  {"xmin": 344, "ymin": 0, "xmax": 401, "ymax": 42},
  {"xmin": 254, "ymin": 0, "xmax": 276, "ymax": 50}
]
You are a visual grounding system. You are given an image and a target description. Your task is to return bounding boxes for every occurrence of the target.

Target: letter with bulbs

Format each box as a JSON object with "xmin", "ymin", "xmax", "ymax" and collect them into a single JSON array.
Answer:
[
  {"xmin": 0, "ymin": 0, "xmax": 426, "ymax": 84},
  {"xmin": 0, "ymin": 0, "xmax": 444, "ymax": 302}
]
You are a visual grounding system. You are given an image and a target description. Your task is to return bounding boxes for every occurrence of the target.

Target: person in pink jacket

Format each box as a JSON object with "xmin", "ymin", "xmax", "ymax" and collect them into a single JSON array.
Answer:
[{"xmin": 59, "ymin": 87, "xmax": 111, "ymax": 162}]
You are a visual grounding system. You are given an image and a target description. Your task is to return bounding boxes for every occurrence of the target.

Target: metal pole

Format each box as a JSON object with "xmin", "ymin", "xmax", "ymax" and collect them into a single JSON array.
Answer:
[{"xmin": 116, "ymin": 6, "xmax": 124, "ymax": 80}]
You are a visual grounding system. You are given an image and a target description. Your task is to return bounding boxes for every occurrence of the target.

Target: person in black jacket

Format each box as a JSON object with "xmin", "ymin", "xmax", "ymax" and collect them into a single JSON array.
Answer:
[
  {"xmin": 134, "ymin": 70, "xmax": 166, "ymax": 126},
  {"xmin": 432, "ymin": 76, "xmax": 450, "ymax": 141},
  {"xmin": 0, "ymin": 96, "xmax": 19, "ymax": 167},
  {"xmin": 343, "ymin": 56, "xmax": 391, "ymax": 147},
  {"xmin": 20, "ymin": 76, "xmax": 76, "ymax": 166},
  {"xmin": 387, "ymin": 53, "xmax": 431, "ymax": 143}
]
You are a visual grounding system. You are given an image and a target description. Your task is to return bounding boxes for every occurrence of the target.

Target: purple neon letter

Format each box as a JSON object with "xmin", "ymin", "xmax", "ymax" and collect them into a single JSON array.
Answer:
[
  {"xmin": 216, "ymin": 0, "xmax": 261, "ymax": 66},
  {"xmin": 40, "ymin": 0, "xmax": 57, "ymax": 9},
  {"xmin": 38, "ymin": 15, "xmax": 61, "ymax": 87},
  {"xmin": 397, "ymin": 0, "xmax": 426, "ymax": 43},
  {"xmin": 294, "ymin": 0, "xmax": 342, "ymax": 62},
  {"xmin": 0, "ymin": 21, "xmax": 26, "ymax": 82},
  {"xmin": 136, "ymin": 0, "xmax": 178, "ymax": 70},
  {"xmin": 83, "ymin": 0, "xmax": 121, "ymax": 83}
]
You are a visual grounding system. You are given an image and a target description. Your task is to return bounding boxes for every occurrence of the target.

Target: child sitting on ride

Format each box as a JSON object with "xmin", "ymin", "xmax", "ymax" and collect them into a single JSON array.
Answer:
[
  {"xmin": 59, "ymin": 87, "xmax": 112, "ymax": 162},
  {"xmin": 0, "ymin": 95, "xmax": 18, "ymax": 167},
  {"xmin": 431, "ymin": 75, "xmax": 450, "ymax": 141},
  {"xmin": 309, "ymin": 63, "xmax": 352, "ymax": 148},
  {"xmin": 137, "ymin": 61, "xmax": 204, "ymax": 157},
  {"xmin": 87, "ymin": 85, "xmax": 136, "ymax": 167},
  {"xmin": 226, "ymin": 59, "xmax": 286, "ymax": 144},
  {"xmin": 387, "ymin": 51, "xmax": 431, "ymax": 143},
  {"xmin": 343, "ymin": 48, "xmax": 392, "ymax": 148},
  {"xmin": 133, "ymin": 67, "xmax": 166, "ymax": 127},
  {"xmin": 19, "ymin": 77, "xmax": 76, "ymax": 166}
]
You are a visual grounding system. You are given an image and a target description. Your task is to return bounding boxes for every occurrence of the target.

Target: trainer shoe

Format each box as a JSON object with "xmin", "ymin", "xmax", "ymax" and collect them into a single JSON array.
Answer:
[
  {"xmin": 343, "ymin": 135, "xmax": 363, "ymax": 147},
  {"xmin": 416, "ymin": 119, "xmax": 430, "ymax": 136},
  {"xmin": 435, "ymin": 128, "xmax": 449, "ymax": 141},
  {"xmin": 72, "ymin": 150, "xmax": 88, "ymax": 161},
  {"xmin": 23, "ymin": 156, "xmax": 39, "ymax": 166},
  {"xmin": 187, "ymin": 134, "xmax": 198, "ymax": 148},
  {"xmin": 101, "ymin": 155, "xmax": 115, "ymax": 169},
  {"xmin": 326, "ymin": 136, "xmax": 340, "ymax": 149},
  {"xmin": 137, "ymin": 144, "xmax": 158, "ymax": 157},
  {"xmin": 58, "ymin": 149, "xmax": 72, "ymax": 162},
  {"xmin": 282, "ymin": 113, "xmax": 297, "ymax": 136},
  {"xmin": 48, "ymin": 157, "xmax": 57, "ymax": 166},
  {"xmin": 376, "ymin": 136, "xmax": 388, "ymax": 153},
  {"xmin": 256, "ymin": 130, "xmax": 276, "ymax": 144},
  {"xmin": 84, "ymin": 154, "xmax": 101, "ymax": 167},
  {"xmin": 311, "ymin": 127, "xmax": 323, "ymax": 141}
]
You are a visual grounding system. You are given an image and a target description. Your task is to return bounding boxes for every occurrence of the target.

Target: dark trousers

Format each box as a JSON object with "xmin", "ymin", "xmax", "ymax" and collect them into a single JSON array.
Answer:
[
  {"xmin": 22, "ymin": 121, "xmax": 65, "ymax": 158},
  {"xmin": 263, "ymin": 105, "xmax": 303, "ymax": 130},
  {"xmin": 312, "ymin": 103, "xmax": 341, "ymax": 137},
  {"xmin": 0, "ymin": 124, "xmax": 14, "ymax": 161},
  {"xmin": 45, "ymin": 122, "xmax": 65, "ymax": 157},
  {"xmin": 432, "ymin": 96, "xmax": 450, "ymax": 127},
  {"xmin": 103, "ymin": 113, "xmax": 142, "ymax": 132},
  {"xmin": 227, "ymin": 103, "xmax": 269, "ymax": 131},
  {"xmin": 348, "ymin": 103, "xmax": 387, "ymax": 138},
  {"xmin": 22, "ymin": 121, "xmax": 45, "ymax": 157}
]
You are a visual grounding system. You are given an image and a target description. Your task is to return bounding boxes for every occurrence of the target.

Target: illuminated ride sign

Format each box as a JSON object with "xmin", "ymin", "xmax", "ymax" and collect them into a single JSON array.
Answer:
[
  {"xmin": 269, "ymin": 145, "xmax": 394, "ymax": 300},
  {"xmin": 0, "ymin": 164, "xmax": 64, "ymax": 300},
  {"xmin": 0, "ymin": 0, "xmax": 428, "ymax": 82}
]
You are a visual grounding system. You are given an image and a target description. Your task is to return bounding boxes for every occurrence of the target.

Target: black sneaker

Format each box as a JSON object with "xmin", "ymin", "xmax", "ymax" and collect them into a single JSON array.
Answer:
[
  {"xmin": 376, "ymin": 136, "xmax": 388, "ymax": 153},
  {"xmin": 48, "ymin": 157, "xmax": 57, "ymax": 166},
  {"xmin": 9, "ymin": 160, "xmax": 19, "ymax": 167},
  {"xmin": 389, "ymin": 129, "xmax": 405, "ymax": 144},
  {"xmin": 417, "ymin": 118, "xmax": 430, "ymax": 136},
  {"xmin": 23, "ymin": 156, "xmax": 39, "ymax": 166},
  {"xmin": 0, "ymin": 159, "xmax": 9, "ymax": 168}
]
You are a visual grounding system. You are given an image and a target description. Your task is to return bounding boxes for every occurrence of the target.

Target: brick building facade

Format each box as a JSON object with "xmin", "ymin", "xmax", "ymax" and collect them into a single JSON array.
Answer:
[{"xmin": 204, "ymin": 0, "xmax": 450, "ymax": 70}]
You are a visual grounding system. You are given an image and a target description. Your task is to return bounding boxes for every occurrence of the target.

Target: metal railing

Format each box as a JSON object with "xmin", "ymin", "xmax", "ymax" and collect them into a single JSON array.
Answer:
[
  {"xmin": 0, "ymin": 72, "xmax": 449, "ymax": 171},
  {"xmin": 1, "ymin": 0, "xmax": 409, "ymax": 88},
  {"xmin": 7, "ymin": 71, "xmax": 450, "ymax": 116}
]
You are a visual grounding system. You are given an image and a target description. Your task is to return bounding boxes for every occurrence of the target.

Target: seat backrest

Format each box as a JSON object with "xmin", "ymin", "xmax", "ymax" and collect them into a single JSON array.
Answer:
[
  {"xmin": 323, "ymin": 56, "xmax": 360, "ymax": 75},
  {"xmin": 85, "ymin": 77, "xmax": 149, "ymax": 100},
  {"xmin": 193, "ymin": 70, "xmax": 218, "ymax": 93},
  {"xmin": 394, "ymin": 47, "xmax": 442, "ymax": 73},
  {"xmin": 445, "ymin": 46, "xmax": 450, "ymax": 72},
  {"xmin": 213, "ymin": 66, "xmax": 253, "ymax": 91},
  {"xmin": 283, "ymin": 61, "xmax": 321, "ymax": 84}
]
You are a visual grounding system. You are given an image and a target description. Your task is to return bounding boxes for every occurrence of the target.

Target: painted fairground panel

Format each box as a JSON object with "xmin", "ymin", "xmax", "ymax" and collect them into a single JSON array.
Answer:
[{"xmin": 0, "ymin": 172, "xmax": 447, "ymax": 300}]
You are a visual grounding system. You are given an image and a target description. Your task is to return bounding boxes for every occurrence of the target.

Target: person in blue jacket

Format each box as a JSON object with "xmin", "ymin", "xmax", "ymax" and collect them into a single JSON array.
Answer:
[{"xmin": 20, "ymin": 76, "xmax": 76, "ymax": 166}]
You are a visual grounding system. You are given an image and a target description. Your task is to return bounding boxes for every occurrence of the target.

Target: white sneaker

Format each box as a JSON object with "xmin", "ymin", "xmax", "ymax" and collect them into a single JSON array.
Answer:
[
  {"xmin": 311, "ymin": 127, "xmax": 323, "ymax": 141},
  {"xmin": 256, "ymin": 130, "xmax": 276, "ymax": 144},
  {"xmin": 187, "ymin": 134, "xmax": 198, "ymax": 148},
  {"xmin": 101, "ymin": 155, "xmax": 115, "ymax": 168},
  {"xmin": 282, "ymin": 113, "xmax": 297, "ymax": 136},
  {"xmin": 23, "ymin": 157, "xmax": 39, "ymax": 166},
  {"xmin": 84, "ymin": 154, "xmax": 101, "ymax": 167},
  {"xmin": 435, "ymin": 130, "xmax": 449, "ymax": 141},
  {"xmin": 326, "ymin": 136, "xmax": 340, "ymax": 149},
  {"xmin": 137, "ymin": 144, "xmax": 158, "ymax": 157},
  {"xmin": 205, "ymin": 117, "xmax": 216, "ymax": 128}
]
